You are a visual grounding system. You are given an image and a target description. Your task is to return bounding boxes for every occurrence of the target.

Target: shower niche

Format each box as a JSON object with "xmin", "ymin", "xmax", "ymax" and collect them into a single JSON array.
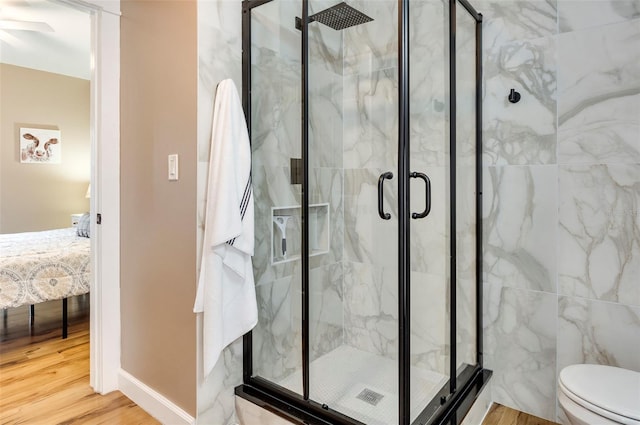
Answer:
[{"xmin": 271, "ymin": 203, "xmax": 329, "ymax": 265}]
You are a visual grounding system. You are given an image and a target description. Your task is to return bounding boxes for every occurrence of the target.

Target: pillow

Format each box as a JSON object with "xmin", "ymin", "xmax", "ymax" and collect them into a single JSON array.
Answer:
[{"xmin": 77, "ymin": 213, "xmax": 90, "ymax": 238}]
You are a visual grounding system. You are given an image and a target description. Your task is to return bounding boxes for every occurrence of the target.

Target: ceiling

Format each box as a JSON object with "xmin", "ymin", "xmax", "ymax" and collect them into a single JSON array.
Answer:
[{"xmin": 0, "ymin": 0, "xmax": 91, "ymax": 80}]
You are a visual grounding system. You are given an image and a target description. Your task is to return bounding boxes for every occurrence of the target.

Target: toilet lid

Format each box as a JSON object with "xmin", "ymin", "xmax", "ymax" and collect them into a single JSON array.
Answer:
[{"xmin": 559, "ymin": 364, "xmax": 640, "ymax": 422}]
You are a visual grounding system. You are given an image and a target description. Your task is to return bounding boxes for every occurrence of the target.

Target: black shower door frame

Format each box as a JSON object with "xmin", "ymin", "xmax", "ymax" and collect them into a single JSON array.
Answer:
[{"xmin": 236, "ymin": 0, "xmax": 490, "ymax": 423}]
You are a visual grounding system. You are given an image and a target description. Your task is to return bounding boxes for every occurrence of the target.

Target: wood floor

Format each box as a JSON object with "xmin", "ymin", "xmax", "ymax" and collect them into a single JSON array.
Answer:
[
  {"xmin": 482, "ymin": 403, "xmax": 560, "ymax": 425},
  {"xmin": 0, "ymin": 296, "xmax": 159, "ymax": 424},
  {"xmin": 1, "ymin": 298, "xmax": 561, "ymax": 425}
]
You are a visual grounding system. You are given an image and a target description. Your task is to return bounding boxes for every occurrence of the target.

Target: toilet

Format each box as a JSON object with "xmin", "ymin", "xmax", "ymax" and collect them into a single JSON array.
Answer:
[{"xmin": 558, "ymin": 364, "xmax": 640, "ymax": 425}]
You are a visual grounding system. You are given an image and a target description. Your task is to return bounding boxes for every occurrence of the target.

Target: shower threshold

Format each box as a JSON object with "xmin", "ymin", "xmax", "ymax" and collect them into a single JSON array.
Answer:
[
  {"xmin": 236, "ymin": 344, "xmax": 492, "ymax": 424},
  {"xmin": 277, "ymin": 345, "xmax": 448, "ymax": 425}
]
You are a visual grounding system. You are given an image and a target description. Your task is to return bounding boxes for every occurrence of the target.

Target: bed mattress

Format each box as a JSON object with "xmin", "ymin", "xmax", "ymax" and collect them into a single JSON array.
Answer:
[{"xmin": 0, "ymin": 227, "xmax": 91, "ymax": 309}]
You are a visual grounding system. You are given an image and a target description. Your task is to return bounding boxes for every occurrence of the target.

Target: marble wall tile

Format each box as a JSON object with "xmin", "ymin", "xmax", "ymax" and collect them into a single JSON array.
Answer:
[
  {"xmin": 197, "ymin": 0, "xmax": 244, "ymax": 422},
  {"xmin": 409, "ymin": 0, "xmax": 448, "ymax": 170},
  {"xmin": 250, "ymin": 48, "xmax": 302, "ymax": 169},
  {"xmin": 344, "ymin": 168, "xmax": 399, "ymax": 268},
  {"xmin": 236, "ymin": 396, "xmax": 295, "ymax": 425},
  {"xmin": 460, "ymin": 383, "xmax": 492, "ymax": 425},
  {"xmin": 308, "ymin": 263, "xmax": 345, "ymax": 360},
  {"xmin": 343, "ymin": 261, "xmax": 398, "ymax": 357},
  {"xmin": 557, "ymin": 296, "xmax": 640, "ymax": 373},
  {"xmin": 250, "ymin": 0, "xmax": 301, "ymax": 63},
  {"xmin": 557, "ymin": 19, "xmax": 640, "ymax": 164},
  {"xmin": 409, "ymin": 166, "xmax": 448, "ymax": 277},
  {"xmin": 343, "ymin": 69, "xmax": 399, "ymax": 170},
  {"xmin": 197, "ymin": 338, "xmax": 244, "ymax": 424},
  {"xmin": 342, "ymin": 0, "xmax": 398, "ymax": 75},
  {"xmin": 309, "ymin": 0, "xmax": 343, "ymax": 74},
  {"xmin": 483, "ymin": 284, "xmax": 557, "ymax": 421},
  {"xmin": 475, "ymin": 0, "xmax": 557, "ymax": 47},
  {"xmin": 309, "ymin": 168, "xmax": 344, "ymax": 269},
  {"xmin": 411, "ymin": 271, "xmax": 449, "ymax": 374},
  {"xmin": 558, "ymin": 0, "xmax": 640, "ymax": 33},
  {"xmin": 252, "ymin": 273, "xmax": 303, "ymax": 388},
  {"xmin": 484, "ymin": 165, "xmax": 558, "ymax": 293},
  {"xmin": 483, "ymin": 36, "xmax": 557, "ymax": 165},
  {"xmin": 558, "ymin": 164, "xmax": 640, "ymax": 306},
  {"xmin": 309, "ymin": 63, "xmax": 343, "ymax": 169}
]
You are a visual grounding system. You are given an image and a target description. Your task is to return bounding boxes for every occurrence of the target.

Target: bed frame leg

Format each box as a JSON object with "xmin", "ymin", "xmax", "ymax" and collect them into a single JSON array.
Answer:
[
  {"xmin": 30, "ymin": 304, "xmax": 35, "ymax": 326},
  {"xmin": 2, "ymin": 308, "xmax": 7, "ymax": 329},
  {"xmin": 62, "ymin": 298, "xmax": 68, "ymax": 339}
]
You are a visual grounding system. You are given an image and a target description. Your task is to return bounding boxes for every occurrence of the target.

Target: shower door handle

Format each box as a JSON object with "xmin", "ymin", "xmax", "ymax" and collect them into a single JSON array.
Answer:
[
  {"xmin": 410, "ymin": 172, "xmax": 431, "ymax": 219},
  {"xmin": 377, "ymin": 172, "xmax": 393, "ymax": 220}
]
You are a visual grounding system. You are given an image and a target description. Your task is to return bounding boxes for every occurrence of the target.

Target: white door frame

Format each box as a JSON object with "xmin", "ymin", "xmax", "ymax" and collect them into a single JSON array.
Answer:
[{"xmin": 54, "ymin": 0, "xmax": 121, "ymax": 394}]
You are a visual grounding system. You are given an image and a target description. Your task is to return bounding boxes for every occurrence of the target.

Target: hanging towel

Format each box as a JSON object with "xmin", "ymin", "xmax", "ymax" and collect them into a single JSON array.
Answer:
[{"xmin": 194, "ymin": 79, "xmax": 258, "ymax": 377}]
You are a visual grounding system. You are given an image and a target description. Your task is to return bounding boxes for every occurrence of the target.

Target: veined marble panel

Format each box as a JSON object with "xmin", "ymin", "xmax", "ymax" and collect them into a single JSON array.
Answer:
[
  {"xmin": 409, "ymin": 166, "xmax": 448, "ymax": 277},
  {"xmin": 410, "ymin": 0, "xmax": 448, "ymax": 170},
  {"xmin": 309, "ymin": 0, "xmax": 343, "ymax": 74},
  {"xmin": 344, "ymin": 168, "xmax": 398, "ymax": 268},
  {"xmin": 250, "ymin": 0, "xmax": 301, "ymax": 63},
  {"xmin": 309, "ymin": 168, "xmax": 344, "ymax": 269},
  {"xmin": 484, "ymin": 166, "xmax": 557, "ymax": 293},
  {"xmin": 558, "ymin": 0, "xmax": 640, "ymax": 33},
  {"xmin": 252, "ymin": 273, "xmax": 303, "ymax": 387},
  {"xmin": 411, "ymin": 271, "xmax": 449, "ymax": 374},
  {"xmin": 558, "ymin": 296, "xmax": 640, "ymax": 374},
  {"xmin": 198, "ymin": 338, "xmax": 244, "ymax": 425},
  {"xmin": 483, "ymin": 284, "xmax": 557, "ymax": 422},
  {"xmin": 236, "ymin": 396, "xmax": 295, "ymax": 425},
  {"xmin": 343, "ymin": 0, "xmax": 398, "ymax": 76},
  {"xmin": 309, "ymin": 63, "xmax": 343, "ymax": 169},
  {"xmin": 483, "ymin": 36, "xmax": 557, "ymax": 165},
  {"xmin": 558, "ymin": 164, "xmax": 640, "ymax": 306},
  {"xmin": 343, "ymin": 261, "xmax": 398, "ymax": 358},
  {"xmin": 250, "ymin": 47, "xmax": 302, "ymax": 169},
  {"xmin": 557, "ymin": 19, "xmax": 640, "ymax": 164},
  {"xmin": 308, "ymin": 263, "xmax": 345, "ymax": 361},
  {"xmin": 456, "ymin": 159, "xmax": 479, "ymax": 369},
  {"xmin": 197, "ymin": 0, "xmax": 244, "ymax": 422},
  {"xmin": 475, "ymin": 0, "xmax": 557, "ymax": 46},
  {"xmin": 343, "ymin": 69, "xmax": 399, "ymax": 170}
]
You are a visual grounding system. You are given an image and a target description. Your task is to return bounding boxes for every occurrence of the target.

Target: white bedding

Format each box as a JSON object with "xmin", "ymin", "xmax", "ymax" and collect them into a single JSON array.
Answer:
[{"xmin": 0, "ymin": 228, "xmax": 90, "ymax": 309}]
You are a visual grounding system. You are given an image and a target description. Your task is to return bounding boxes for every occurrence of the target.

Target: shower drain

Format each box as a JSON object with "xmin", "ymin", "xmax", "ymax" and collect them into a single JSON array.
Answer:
[{"xmin": 356, "ymin": 388, "xmax": 384, "ymax": 406}]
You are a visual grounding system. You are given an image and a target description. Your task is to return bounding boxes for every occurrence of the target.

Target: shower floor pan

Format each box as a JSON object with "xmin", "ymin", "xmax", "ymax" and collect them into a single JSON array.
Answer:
[{"xmin": 277, "ymin": 345, "xmax": 448, "ymax": 425}]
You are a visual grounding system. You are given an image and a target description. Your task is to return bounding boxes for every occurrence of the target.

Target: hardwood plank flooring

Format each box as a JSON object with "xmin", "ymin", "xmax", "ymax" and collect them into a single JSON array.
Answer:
[
  {"xmin": 1, "ymin": 297, "xmax": 159, "ymax": 424},
  {"xmin": 483, "ymin": 403, "xmax": 560, "ymax": 425}
]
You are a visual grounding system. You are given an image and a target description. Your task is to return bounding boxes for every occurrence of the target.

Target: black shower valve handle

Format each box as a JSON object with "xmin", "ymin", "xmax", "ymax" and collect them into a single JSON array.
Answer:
[{"xmin": 508, "ymin": 88, "xmax": 521, "ymax": 103}]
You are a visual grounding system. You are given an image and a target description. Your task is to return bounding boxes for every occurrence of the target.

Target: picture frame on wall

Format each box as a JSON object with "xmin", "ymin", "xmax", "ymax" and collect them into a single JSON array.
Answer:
[{"xmin": 19, "ymin": 127, "xmax": 62, "ymax": 164}]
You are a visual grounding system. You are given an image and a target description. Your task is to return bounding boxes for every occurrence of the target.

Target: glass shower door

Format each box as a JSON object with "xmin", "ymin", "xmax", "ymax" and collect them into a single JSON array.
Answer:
[
  {"xmin": 408, "ymin": 0, "xmax": 452, "ymax": 421},
  {"xmin": 306, "ymin": 0, "xmax": 400, "ymax": 423},
  {"xmin": 248, "ymin": 0, "xmax": 305, "ymax": 396}
]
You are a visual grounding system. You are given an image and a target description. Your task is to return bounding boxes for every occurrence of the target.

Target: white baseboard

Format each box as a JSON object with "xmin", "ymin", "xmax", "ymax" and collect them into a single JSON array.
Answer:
[{"xmin": 118, "ymin": 369, "xmax": 195, "ymax": 425}]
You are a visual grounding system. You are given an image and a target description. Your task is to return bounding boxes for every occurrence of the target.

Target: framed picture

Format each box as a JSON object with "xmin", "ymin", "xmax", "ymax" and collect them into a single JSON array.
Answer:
[{"xmin": 19, "ymin": 128, "xmax": 61, "ymax": 164}]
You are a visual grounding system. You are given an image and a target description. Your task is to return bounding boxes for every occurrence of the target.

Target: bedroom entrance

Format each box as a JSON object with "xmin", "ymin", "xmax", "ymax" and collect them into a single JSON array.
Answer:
[
  {"xmin": 0, "ymin": 0, "xmax": 121, "ymax": 396},
  {"xmin": 0, "ymin": 0, "xmax": 92, "ymax": 364}
]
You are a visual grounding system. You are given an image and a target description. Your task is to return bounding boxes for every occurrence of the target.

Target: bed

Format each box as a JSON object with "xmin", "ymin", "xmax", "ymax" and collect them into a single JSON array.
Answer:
[{"xmin": 0, "ymin": 227, "xmax": 91, "ymax": 338}]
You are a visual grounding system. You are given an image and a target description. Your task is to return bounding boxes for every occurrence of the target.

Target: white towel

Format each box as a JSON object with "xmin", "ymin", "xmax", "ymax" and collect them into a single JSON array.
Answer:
[{"xmin": 194, "ymin": 79, "xmax": 258, "ymax": 377}]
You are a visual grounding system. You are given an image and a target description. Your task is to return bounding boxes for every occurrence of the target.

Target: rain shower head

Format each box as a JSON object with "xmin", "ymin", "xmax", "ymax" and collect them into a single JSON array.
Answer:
[{"xmin": 309, "ymin": 2, "xmax": 373, "ymax": 30}]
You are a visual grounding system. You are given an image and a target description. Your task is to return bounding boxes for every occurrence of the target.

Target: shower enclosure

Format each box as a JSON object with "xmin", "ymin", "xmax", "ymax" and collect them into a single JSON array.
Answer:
[{"xmin": 235, "ymin": 0, "xmax": 490, "ymax": 423}]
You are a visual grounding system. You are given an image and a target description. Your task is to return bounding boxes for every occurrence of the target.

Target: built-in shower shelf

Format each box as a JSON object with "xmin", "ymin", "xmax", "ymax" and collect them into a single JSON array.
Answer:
[{"xmin": 271, "ymin": 203, "xmax": 330, "ymax": 265}]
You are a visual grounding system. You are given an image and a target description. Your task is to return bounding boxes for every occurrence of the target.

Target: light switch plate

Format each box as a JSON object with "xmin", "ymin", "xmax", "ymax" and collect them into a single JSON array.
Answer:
[{"xmin": 168, "ymin": 154, "xmax": 179, "ymax": 181}]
